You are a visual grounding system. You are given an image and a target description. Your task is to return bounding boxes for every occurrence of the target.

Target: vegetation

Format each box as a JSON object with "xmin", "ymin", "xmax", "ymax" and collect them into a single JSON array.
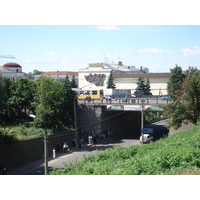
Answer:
[
  {"xmin": 134, "ymin": 76, "xmax": 152, "ymax": 96},
  {"xmin": 51, "ymin": 124, "xmax": 200, "ymax": 175},
  {"xmin": 165, "ymin": 65, "xmax": 200, "ymax": 129},
  {"xmin": 0, "ymin": 71, "xmax": 77, "ymax": 145},
  {"xmin": 106, "ymin": 71, "xmax": 116, "ymax": 89}
]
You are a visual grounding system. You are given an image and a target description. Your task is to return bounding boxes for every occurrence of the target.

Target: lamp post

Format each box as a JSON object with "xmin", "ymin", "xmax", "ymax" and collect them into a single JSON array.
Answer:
[
  {"xmin": 74, "ymin": 98, "xmax": 79, "ymax": 148},
  {"xmin": 140, "ymin": 99, "xmax": 145, "ymax": 145},
  {"xmin": 29, "ymin": 114, "xmax": 48, "ymax": 175}
]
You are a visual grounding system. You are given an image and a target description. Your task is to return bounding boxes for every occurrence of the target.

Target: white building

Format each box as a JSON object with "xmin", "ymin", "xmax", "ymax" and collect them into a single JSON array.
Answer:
[
  {"xmin": 78, "ymin": 61, "xmax": 170, "ymax": 96},
  {"xmin": 0, "ymin": 62, "xmax": 26, "ymax": 81}
]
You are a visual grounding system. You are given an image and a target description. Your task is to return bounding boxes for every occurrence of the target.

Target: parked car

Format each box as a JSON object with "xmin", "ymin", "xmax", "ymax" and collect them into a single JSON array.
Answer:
[
  {"xmin": 159, "ymin": 96, "xmax": 172, "ymax": 101},
  {"xmin": 140, "ymin": 134, "xmax": 153, "ymax": 143}
]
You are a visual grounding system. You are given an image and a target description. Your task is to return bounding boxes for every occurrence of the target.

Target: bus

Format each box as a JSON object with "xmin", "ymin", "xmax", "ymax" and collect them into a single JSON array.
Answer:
[{"xmin": 75, "ymin": 89, "xmax": 104, "ymax": 100}]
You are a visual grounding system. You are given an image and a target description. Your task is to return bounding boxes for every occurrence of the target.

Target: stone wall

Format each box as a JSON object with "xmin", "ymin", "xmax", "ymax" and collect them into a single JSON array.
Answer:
[{"xmin": 0, "ymin": 131, "xmax": 75, "ymax": 171}]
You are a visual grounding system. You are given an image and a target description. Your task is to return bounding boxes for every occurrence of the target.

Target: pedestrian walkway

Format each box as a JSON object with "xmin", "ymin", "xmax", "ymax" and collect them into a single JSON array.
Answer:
[{"xmin": 7, "ymin": 137, "xmax": 123, "ymax": 175}]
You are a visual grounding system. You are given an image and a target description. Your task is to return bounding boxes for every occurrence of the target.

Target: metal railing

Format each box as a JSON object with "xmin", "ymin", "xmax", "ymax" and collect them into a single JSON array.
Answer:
[{"xmin": 78, "ymin": 98, "xmax": 172, "ymax": 105}]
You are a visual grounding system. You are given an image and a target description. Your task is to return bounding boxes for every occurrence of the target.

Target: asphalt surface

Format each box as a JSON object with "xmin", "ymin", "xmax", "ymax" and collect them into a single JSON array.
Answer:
[{"xmin": 7, "ymin": 119, "xmax": 169, "ymax": 175}]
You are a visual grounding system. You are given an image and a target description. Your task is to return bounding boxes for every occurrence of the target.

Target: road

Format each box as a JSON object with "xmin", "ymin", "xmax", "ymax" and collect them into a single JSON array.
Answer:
[{"xmin": 7, "ymin": 119, "xmax": 169, "ymax": 175}]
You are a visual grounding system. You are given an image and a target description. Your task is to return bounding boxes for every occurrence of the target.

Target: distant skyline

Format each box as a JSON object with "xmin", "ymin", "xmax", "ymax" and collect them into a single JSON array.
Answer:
[{"xmin": 0, "ymin": 25, "xmax": 200, "ymax": 73}]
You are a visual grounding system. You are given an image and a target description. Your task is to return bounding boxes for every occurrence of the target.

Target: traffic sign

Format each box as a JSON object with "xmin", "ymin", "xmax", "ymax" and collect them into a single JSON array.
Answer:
[{"xmin": 141, "ymin": 128, "xmax": 153, "ymax": 133}]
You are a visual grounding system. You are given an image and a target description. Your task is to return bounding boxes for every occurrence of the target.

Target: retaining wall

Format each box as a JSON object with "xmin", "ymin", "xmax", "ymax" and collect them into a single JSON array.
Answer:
[{"xmin": 0, "ymin": 131, "xmax": 75, "ymax": 171}]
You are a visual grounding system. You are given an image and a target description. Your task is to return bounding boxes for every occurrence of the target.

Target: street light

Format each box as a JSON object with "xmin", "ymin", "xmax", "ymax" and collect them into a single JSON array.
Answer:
[
  {"xmin": 29, "ymin": 114, "xmax": 48, "ymax": 175},
  {"xmin": 140, "ymin": 99, "xmax": 145, "ymax": 145}
]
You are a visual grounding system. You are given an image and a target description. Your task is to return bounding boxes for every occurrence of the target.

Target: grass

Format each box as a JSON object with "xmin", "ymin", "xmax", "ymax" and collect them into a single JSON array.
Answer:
[
  {"xmin": 0, "ymin": 122, "xmax": 73, "ymax": 142},
  {"xmin": 51, "ymin": 125, "xmax": 200, "ymax": 175}
]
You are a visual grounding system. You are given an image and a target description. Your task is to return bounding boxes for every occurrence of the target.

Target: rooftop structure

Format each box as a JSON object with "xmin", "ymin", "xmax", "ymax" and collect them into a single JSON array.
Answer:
[{"xmin": 0, "ymin": 62, "xmax": 26, "ymax": 81}]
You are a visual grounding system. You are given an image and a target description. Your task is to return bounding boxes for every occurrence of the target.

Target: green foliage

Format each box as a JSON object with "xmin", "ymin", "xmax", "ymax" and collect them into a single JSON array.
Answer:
[
  {"xmin": 0, "ymin": 126, "xmax": 18, "ymax": 146},
  {"xmin": 166, "ymin": 66, "xmax": 200, "ymax": 128},
  {"xmin": 107, "ymin": 71, "xmax": 116, "ymax": 89},
  {"xmin": 144, "ymin": 112, "xmax": 160, "ymax": 123},
  {"xmin": 167, "ymin": 64, "xmax": 186, "ymax": 99},
  {"xmin": 35, "ymin": 76, "xmax": 76, "ymax": 128},
  {"xmin": 8, "ymin": 78, "xmax": 36, "ymax": 115},
  {"xmin": 51, "ymin": 125, "xmax": 200, "ymax": 175},
  {"xmin": 134, "ymin": 76, "xmax": 152, "ymax": 96}
]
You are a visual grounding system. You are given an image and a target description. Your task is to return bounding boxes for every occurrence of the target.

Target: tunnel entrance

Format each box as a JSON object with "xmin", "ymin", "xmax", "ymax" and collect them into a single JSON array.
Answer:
[{"xmin": 101, "ymin": 106, "xmax": 141, "ymax": 139}]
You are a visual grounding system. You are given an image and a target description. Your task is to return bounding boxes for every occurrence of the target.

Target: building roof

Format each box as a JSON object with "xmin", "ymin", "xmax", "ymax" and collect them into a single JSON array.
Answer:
[
  {"xmin": 35, "ymin": 71, "xmax": 78, "ymax": 77},
  {"xmin": 3, "ymin": 62, "xmax": 22, "ymax": 68},
  {"xmin": 113, "ymin": 72, "xmax": 171, "ymax": 79}
]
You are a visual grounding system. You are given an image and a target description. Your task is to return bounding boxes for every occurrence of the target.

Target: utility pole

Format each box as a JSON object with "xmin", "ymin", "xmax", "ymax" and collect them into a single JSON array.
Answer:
[
  {"xmin": 74, "ymin": 98, "xmax": 79, "ymax": 148},
  {"xmin": 141, "ymin": 100, "xmax": 145, "ymax": 144},
  {"xmin": 43, "ymin": 123, "xmax": 48, "ymax": 175},
  {"xmin": 29, "ymin": 114, "xmax": 48, "ymax": 175}
]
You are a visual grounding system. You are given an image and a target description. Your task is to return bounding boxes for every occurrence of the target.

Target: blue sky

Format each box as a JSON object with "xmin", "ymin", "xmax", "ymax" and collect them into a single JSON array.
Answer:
[{"xmin": 0, "ymin": 25, "xmax": 200, "ymax": 73}]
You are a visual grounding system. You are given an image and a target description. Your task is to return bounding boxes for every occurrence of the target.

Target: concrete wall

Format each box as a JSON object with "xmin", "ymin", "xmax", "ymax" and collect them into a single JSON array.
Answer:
[
  {"xmin": 0, "ymin": 131, "xmax": 75, "ymax": 171},
  {"xmin": 77, "ymin": 104, "xmax": 141, "ymax": 139}
]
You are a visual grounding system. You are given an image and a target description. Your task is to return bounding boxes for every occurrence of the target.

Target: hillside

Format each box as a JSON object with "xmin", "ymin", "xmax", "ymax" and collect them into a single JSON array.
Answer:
[{"xmin": 51, "ymin": 124, "xmax": 200, "ymax": 175}]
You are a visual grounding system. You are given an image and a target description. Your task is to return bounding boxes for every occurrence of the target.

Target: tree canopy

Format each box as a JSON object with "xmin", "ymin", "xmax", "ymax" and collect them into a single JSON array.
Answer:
[
  {"xmin": 134, "ymin": 76, "xmax": 152, "ymax": 96},
  {"xmin": 107, "ymin": 71, "xmax": 116, "ymax": 89},
  {"xmin": 165, "ymin": 65, "xmax": 200, "ymax": 129}
]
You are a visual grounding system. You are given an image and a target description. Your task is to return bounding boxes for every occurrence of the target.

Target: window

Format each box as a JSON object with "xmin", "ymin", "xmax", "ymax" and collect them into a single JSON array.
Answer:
[{"xmin": 92, "ymin": 90, "xmax": 97, "ymax": 95}]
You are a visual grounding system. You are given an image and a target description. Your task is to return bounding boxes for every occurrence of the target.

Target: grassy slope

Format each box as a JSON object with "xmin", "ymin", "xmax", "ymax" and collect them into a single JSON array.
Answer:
[{"xmin": 51, "ymin": 125, "xmax": 200, "ymax": 175}]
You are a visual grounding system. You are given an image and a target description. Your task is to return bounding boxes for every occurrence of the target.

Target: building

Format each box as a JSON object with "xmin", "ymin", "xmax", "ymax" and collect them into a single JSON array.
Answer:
[
  {"xmin": 0, "ymin": 62, "xmax": 26, "ymax": 81},
  {"xmin": 78, "ymin": 61, "xmax": 170, "ymax": 96},
  {"xmin": 34, "ymin": 70, "xmax": 78, "ymax": 86}
]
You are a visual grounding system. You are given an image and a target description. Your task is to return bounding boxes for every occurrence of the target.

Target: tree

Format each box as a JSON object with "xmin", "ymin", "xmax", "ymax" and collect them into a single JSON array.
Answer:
[
  {"xmin": 107, "ymin": 71, "xmax": 116, "ymax": 89},
  {"xmin": 182, "ymin": 71, "xmax": 200, "ymax": 125},
  {"xmin": 25, "ymin": 69, "xmax": 44, "ymax": 79},
  {"xmin": 71, "ymin": 75, "xmax": 77, "ymax": 88},
  {"xmin": 8, "ymin": 78, "xmax": 36, "ymax": 116},
  {"xmin": 35, "ymin": 76, "xmax": 66, "ymax": 128},
  {"xmin": 167, "ymin": 64, "xmax": 186, "ymax": 100},
  {"xmin": 60, "ymin": 79, "xmax": 76, "ymax": 126},
  {"xmin": 0, "ymin": 77, "xmax": 7, "ymax": 121},
  {"xmin": 145, "ymin": 78, "xmax": 152, "ymax": 96},
  {"xmin": 165, "ymin": 66, "xmax": 200, "ymax": 128},
  {"xmin": 134, "ymin": 76, "xmax": 151, "ymax": 96}
]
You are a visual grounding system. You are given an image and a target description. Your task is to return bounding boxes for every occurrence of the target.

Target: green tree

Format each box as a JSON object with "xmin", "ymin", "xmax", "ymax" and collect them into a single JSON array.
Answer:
[
  {"xmin": 60, "ymin": 79, "xmax": 76, "ymax": 126},
  {"xmin": 35, "ymin": 76, "xmax": 66, "ymax": 128},
  {"xmin": 167, "ymin": 65, "xmax": 186, "ymax": 100},
  {"xmin": 107, "ymin": 71, "xmax": 116, "ymax": 89},
  {"xmin": 134, "ymin": 76, "xmax": 146, "ymax": 95},
  {"xmin": 145, "ymin": 78, "xmax": 152, "ymax": 96},
  {"xmin": 71, "ymin": 75, "xmax": 77, "ymax": 88},
  {"xmin": 0, "ymin": 77, "xmax": 7, "ymax": 121},
  {"xmin": 182, "ymin": 71, "xmax": 200, "ymax": 125},
  {"xmin": 8, "ymin": 78, "xmax": 36, "ymax": 116},
  {"xmin": 165, "ymin": 67, "xmax": 200, "ymax": 128}
]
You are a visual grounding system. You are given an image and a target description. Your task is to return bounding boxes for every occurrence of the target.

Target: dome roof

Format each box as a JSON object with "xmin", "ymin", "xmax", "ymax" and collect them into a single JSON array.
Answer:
[{"xmin": 3, "ymin": 62, "xmax": 22, "ymax": 68}]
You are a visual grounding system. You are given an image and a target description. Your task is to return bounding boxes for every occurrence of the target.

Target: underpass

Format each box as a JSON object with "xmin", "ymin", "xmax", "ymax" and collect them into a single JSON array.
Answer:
[{"xmin": 77, "ymin": 98, "xmax": 167, "ymax": 140}]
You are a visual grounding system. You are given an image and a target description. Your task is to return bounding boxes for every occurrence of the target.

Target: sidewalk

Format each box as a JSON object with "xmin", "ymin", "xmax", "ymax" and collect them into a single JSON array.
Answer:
[{"xmin": 7, "ymin": 137, "xmax": 117, "ymax": 175}]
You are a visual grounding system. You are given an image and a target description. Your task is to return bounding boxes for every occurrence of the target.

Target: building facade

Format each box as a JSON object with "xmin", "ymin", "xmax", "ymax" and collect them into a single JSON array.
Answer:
[
  {"xmin": 78, "ymin": 62, "xmax": 170, "ymax": 96},
  {"xmin": 0, "ymin": 62, "xmax": 26, "ymax": 81},
  {"xmin": 34, "ymin": 71, "xmax": 78, "ymax": 87}
]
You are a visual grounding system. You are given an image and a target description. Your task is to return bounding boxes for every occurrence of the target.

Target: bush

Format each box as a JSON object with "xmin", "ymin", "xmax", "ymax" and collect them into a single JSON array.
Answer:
[{"xmin": 0, "ymin": 131, "xmax": 18, "ymax": 146}]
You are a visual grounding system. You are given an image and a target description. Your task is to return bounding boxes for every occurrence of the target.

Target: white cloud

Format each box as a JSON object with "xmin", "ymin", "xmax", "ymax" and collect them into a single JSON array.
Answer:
[
  {"xmin": 61, "ymin": 60, "xmax": 69, "ymax": 65},
  {"xmin": 181, "ymin": 46, "xmax": 200, "ymax": 56},
  {"xmin": 46, "ymin": 51, "xmax": 58, "ymax": 55},
  {"xmin": 24, "ymin": 59, "xmax": 32, "ymax": 63},
  {"xmin": 94, "ymin": 25, "xmax": 119, "ymax": 31},
  {"xmin": 138, "ymin": 48, "xmax": 163, "ymax": 53}
]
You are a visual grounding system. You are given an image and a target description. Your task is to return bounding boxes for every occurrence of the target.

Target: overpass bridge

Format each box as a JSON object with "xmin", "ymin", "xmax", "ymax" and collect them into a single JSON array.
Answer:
[{"xmin": 78, "ymin": 97, "xmax": 170, "ymax": 112}]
